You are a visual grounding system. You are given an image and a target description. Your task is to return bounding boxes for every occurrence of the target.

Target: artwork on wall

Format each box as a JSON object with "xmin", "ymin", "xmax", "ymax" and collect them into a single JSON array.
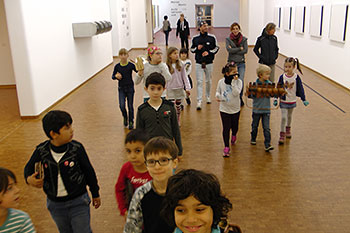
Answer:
[
  {"xmin": 310, "ymin": 5, "xmax": 324, "ymax": 37},
  {"xmin": 274, "ymin": 7, "xmax": 281, "ymax": 29},
  {"xmin": 329, "ymin": 4, "xmax": 349, "ymax": 42},
  {"xmin": 295, "ymin": 6, "xmax": 306, "ymax": 34},
  {"xmin": 283, "ymin": 7, "xmax": 292, "ymax": 31}
]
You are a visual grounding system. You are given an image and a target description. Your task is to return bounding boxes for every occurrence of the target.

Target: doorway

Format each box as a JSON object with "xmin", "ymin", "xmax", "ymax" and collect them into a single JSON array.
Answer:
[{"xmin": 195, "ymin": 4, "xmax": 213, "ymax": 28}]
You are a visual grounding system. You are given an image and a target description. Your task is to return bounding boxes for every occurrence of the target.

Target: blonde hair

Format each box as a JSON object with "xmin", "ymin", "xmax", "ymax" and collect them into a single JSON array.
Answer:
[
  {"xmin": 166, "ymin": 47, "xmax": 182, "ymax": 74},
  {"xmin": 118, "ymin": 48, "xmax": 128, "ymax": 56},
  {"xmin": 256, "ymin": 64, "xmax": 271, "ymax": 76},
  {"xmin": 265, "ymin": 23, "xmax": 276, "ymax": 31}
]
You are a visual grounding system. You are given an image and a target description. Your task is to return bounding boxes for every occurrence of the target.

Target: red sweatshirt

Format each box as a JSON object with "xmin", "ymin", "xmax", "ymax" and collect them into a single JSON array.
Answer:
[{"xmin": 115, "ymin": 162, "xmax": 152, "ymax": 215}]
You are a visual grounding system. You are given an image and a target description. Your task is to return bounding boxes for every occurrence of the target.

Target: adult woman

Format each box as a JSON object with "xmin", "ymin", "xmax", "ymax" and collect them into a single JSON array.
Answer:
[{"xmin": 225, "ymin": 23, "xmax": 248, "ymax": 106}]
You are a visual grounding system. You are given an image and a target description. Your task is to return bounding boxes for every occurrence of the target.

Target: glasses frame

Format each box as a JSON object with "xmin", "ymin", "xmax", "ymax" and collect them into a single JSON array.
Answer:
[{"xmin": 145, "ymin": 157, "xmax": 173, "ymax": 167}]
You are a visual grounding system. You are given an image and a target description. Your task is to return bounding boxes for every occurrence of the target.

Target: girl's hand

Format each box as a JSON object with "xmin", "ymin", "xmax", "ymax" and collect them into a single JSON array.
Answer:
[
  {"xmin": 93, "ymin": 197, "xmax": 101, "ymax": 209},
  {"xmin": 27, "ymin": 172, "xmax": 44, "ymax": 188},
  {"xmin": 233, "ymin": 74, "xmax": 239, "ymax": 80},
  {"xmin": 273, "ymin": 99, "xmax": 278, "ymax": 106},
  {"xmin": 303, "ymin": 100, "xmax": 309, "ymax": 106}
]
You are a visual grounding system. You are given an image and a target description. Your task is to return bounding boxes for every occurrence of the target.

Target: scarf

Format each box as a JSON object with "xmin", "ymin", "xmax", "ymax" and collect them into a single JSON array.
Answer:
[
  {"xmin": 174, "ymin": 225, "xmax": 221, "ymax": 233},
  {"xmin": 229, "ymin": 32, "xmax": 243, "ymax": 47}
]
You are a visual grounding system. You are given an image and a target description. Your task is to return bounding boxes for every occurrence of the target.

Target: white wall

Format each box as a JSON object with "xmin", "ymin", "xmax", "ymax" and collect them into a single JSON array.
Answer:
[
  {"xmin": 266, "ymin": 0, "xmax": 350, "ymax": 88},
  {"xmin": 4, "ymin": 0, "xmax": 113, "ymax": 116},
  {"xmin": 247, "ymin": 0, "xmax": 266, "ymax": 45},
  {"xmin": 0, "ymin": 0, "xmax": 15, "ymax": 85},
  {"xmin": 153, "ymin": 0, "xmax": 240, "ymax": 32},
  {"xmin": 129, "ymin": 0, "xmax": 148, "ymax": 48}
]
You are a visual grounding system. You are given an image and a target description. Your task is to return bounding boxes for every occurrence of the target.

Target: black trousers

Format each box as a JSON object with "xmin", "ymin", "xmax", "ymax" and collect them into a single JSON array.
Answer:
[
  {"xmin": 180, "ymin": 36, "xmax": 189, "ymax": 49},
  {"xmin": 220, "ymin": 111, "xmax": 240, "ymax": 147}
]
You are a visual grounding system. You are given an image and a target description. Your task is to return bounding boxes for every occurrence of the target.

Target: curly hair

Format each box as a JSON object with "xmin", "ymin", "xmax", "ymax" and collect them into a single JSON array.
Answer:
[{"xmin": 161, "ymin": 169, "xmax": 232, "ymax": 228}]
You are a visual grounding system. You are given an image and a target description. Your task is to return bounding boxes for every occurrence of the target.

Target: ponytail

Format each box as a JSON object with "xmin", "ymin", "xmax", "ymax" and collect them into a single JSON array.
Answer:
[{"xmin": 294, "ymin": 58, "xmax": 303, "ymax": 75}]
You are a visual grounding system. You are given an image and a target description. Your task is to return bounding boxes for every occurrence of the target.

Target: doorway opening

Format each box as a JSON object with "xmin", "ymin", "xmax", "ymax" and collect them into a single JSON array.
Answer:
[{"xmin": 195, "ymin": 4, "xmax": 213, "ymax": 28}]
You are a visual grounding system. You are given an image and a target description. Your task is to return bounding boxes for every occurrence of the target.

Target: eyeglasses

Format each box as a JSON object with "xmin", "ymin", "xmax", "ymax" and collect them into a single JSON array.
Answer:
[{"xmin": 145, "ymin": 157, "xmax": 173, "ymax": 167}]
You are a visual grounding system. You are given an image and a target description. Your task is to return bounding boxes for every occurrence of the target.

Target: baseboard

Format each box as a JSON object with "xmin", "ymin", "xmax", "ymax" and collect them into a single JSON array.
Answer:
[
  {"xmin": 20, "ymin": 62, "xmax": 113, "ymax": 119},
  {"xmin": 0, "ymin": 85, "xmax": 16, "ymax": 89}
]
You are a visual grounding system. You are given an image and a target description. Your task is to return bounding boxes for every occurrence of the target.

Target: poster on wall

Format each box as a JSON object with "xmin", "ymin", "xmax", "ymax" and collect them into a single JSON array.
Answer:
[
  {"xmin": 310, "ymin": 5, "xmax": 324, "ymax": 37},
  {"xmin": 329, "ymin": 4, "xmax": 349, "ymax": 42},
  {"xmin": 283, "ymin": 7, "xmax": 292, "ymax": 31},
  {"xmin": 295, "ymin": 6, "xmax": 306, "ymax": 34},
  {"xmin": 274, "ymin": 7, "xmax": 281, "ymax": 29},
  {"xmin": 169, "ymin": 0, "xmax": 187, "ymax": 23}
]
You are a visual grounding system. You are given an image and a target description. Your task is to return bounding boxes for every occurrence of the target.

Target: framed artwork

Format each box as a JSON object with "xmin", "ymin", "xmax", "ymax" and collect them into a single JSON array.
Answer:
[
  {"xmin": 295, "ymin": 6, "xmax": 306, "ymax": 34},
  {"xmin": 329, "ymin": 4, "xmax": 349, "ymax": 42},
  {"xmin": 274, "ymin": 7, "xmax": 281, "ymax": 28},
  {"xmin": 283, "ymin": 7, "xmax": 292, "ymax": 31},
  {"xmin": 310, "ymin": 5, "xmax": 324, "ymax": 37}
]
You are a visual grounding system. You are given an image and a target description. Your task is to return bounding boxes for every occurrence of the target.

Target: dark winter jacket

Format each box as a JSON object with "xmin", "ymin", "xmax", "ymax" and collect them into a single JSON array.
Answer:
[
  {"xmin": 253, "ymin": 29, "xmax": 279, "ymax": 65},
  {"xmin": 136, "ymin": 100, "xmax": 182, "ymax": 155},
  {"xmin": 190, "ymin": 32, "xmax": 219, "ymax": 64},
  {"xmin": 176, "ymin": 19, "xmax": 190, "ymax": 38},
  {"xmin": 24, "ymin": 140, "xmax": 100, "ymax": 202}
]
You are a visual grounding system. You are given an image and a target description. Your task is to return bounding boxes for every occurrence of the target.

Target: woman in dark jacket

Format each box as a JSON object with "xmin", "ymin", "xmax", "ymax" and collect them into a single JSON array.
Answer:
[
  {"xmin": 176, "ymin": 13, "xmax": 190, "ymax": 49},
  {"xmin": 225, "ymin": 22, "xmax": 248, "ymax": 106}
]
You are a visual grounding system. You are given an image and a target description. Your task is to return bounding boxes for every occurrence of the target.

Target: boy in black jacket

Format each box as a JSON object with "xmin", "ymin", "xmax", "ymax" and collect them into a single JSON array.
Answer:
[
  {"xmin": 253, "ymin": 22, "xmax": 279, "ymax": 82},
  {"xmin": 24, "ymin": 110, "xmax": 100, "ymax": 233}
]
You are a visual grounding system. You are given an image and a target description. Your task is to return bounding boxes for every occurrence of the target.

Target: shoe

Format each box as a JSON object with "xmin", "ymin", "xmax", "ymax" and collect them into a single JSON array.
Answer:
[
  {"xmin": 250, "ymin": 140, "xmax": 256, "ymax": 145},
  {"xmin": 180, "ymin": 104, "xmax": 184, "ymax": 111},
  {"xmin": 223, "ymin": 147, "xmax": 230, "ymax": 157},
  {"xmin": 196, "ymin": 101, "xmax": 202, "ymax": 110},
  {"xmin": 128, "ymin": 122, "xmax": 134, "ymax": 130},
  {"xmin": 231, "ymin": 135, "xmax": 237, "ymax": 145},
  {"xmin": 186, "ymin": 97, "xmax": 191, "ymax": 105},
  {"xmin": 206, "ymin": 97, "xmax": 211, "ymax": 104},
  {"xmin": 265, "ymin": 145, "xmax": 274, "ymax": 152},
  {"xmin": 286, "ymin": 126, "xmax": 292, "ymax": 138},
  {"xmin": 123, "ymin": 117, "xmax": 128, "ymax": 127},
  {"xmin": 279, "ymin": 132, "xmax": 285, "ymax": 145}
]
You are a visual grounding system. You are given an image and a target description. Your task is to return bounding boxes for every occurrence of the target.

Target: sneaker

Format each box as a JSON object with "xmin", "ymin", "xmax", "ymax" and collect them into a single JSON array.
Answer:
[
  {"xmin": 250, "ymin": 140, "xmax": 256, "ymax": 145},
  {"xmin": 128, "ymin": 122, "xmax": 134, "ymax": 130},
  {"xmin": 265, "ymin": 145, "xmax": 274, "ymax": 152},
  {"xmin": 180, "ymin": 104, "xmax": 184, "ymax": 111},
  {"xmin": 186, "ymin": 97, "xmax": 191, "ymax": 105},
  {"xmin": 279, "ymin": 132, "xmax": 285, "ymax": 145},
  {"xmin": 123, "ymin": 117, "xmax": 128, "ymax": 127},
  {"xmin": 223, "ymin": 147, "xmax": 230, "ymax": 157},
  {"xmin": 206, "ymin": 97, "xmax": 211, "ymax": 104},
  {"xmin": 196, "ymin": 101, "xmax": 202, "ymax": 110},
  {"xmin": 286, "ymin": 126, "xmax": 292, "ymax": 138},
  {"xmin": 231, "ymin": 135, "xmax": 237, "ymax": 145}
]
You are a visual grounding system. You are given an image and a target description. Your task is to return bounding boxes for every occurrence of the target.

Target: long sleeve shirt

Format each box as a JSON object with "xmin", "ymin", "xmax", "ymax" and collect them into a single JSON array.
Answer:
[
  {"xmin": 134, "ymin": 62, "xmax": 172, "ymax": 98},
  {"xmin": 166, "ymin": 64, "xmax": 191, "ymax": 91},
  {"xmin": 215, "ymin": 78, "xmax": 242, "ymax": 114}
]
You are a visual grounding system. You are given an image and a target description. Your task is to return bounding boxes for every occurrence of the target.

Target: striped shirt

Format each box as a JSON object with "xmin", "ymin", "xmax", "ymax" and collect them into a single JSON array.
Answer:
[{"xmin": 0, "ymin": 209, "xmax": 36, "ymax": 233}]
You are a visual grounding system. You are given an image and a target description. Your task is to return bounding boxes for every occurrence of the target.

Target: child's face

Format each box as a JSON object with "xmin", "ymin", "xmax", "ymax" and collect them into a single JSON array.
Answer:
[
  {"xmin": 125, "ymin": 141, "xmax": 145, "ymax": 168},
  {"xmin": 0, "ymin": 177, "xmax": 20, "ymax": 209},
  {"xmin": 144, "ymin": 84, "xmax": 165, "ymax": 101},
  {"xmin": 227, "ymin": 67, "xmax": 238, "ymax": 76},
  {"xmin": 119, "ymin": 53, "xmax": 129, "ymax": 63},
  {"xmin": 174, "ymin": 195, "xmax": 214, "ymax": 233},
  {"xmin": 150, "ymin": 51, "xmax": 163, "ymax": 64},
  {"xmin": 284, "ymin": 62, "xmax": 294, "ymax": 75},
  {"xmin": 180, "ymin": 53, "xmax": 188, "ymax": 61},
  {"xmin": 170, "ymin": 50, "xmax": 179, "ymax": 62},
  {"xmin": 51, "ymin": 123, "xmax": 74, "ymax": 146},
  {"xmin": 259, "ymin": 71, "xmax": 270, "ymax": 81},
  {"xmin": 145, "ymin": 152, "xmax": 177, "ymax": 183}
]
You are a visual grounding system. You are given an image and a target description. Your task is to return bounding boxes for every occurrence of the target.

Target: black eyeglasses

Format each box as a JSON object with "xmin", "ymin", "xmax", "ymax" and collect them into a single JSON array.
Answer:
[{"xmin": 145, "ymin": 157, "xmax": 173, "ymax": 167}]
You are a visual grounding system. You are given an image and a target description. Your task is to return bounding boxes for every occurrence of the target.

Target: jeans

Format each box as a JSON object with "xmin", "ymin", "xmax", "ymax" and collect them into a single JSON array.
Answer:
[
  {"xmin": 237, "ymin": 63, "xmax": 246, "ymax": 99},
  {"xmin": 195, "ymin": 63, "xmax": 213, "ymax": 102},
  {"xmin": 251, "ymin": 113, "xmax": 271, "ymax": 147},
  {"xmin": 220, "ymin": 111, "xmax": 240, "ymax": 147},
  {"xmin": 118, "ymin": 86, "xmax": 135, "ymax": 123},
  {"xmin": 164, "ymin": 31, "xmax": 169, "ymax": 45},
  {"xmin": 47, "ymin": 193, "xmax": 92, "ymax": 233}
]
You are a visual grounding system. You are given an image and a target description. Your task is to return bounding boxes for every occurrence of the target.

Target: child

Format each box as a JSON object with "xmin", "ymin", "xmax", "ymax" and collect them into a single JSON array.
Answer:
[
  {"xmin": 162, "ymin": 15, "xmax": 171, "ymax": 46},
  {"xmin": 248, "ymin": 64, "xmax": 274, "ymax": 152},
  {"xmin": 123, "ymin": 137, "xmax": 179, "ymax": 233},
  {"xmin": 161, "ymin": 169, "xmax": 242, "ymax": 233},
  {"xmin": 135, "ymin": 46, "xmax": 172, "ymax": 102},
  {"xmin": 112, "ymin": 48, "xmax": 140, "ymax": 129},
  {"xmin": 215, "ymin": 62, "xmax": 242, "ymax": 157},
  {"xmin": 166, "ymin": 47, "xmax": 191, "ymax": 125},
  {"xmin": 24, "ymin": 110, "xmax": 100, "ymax": 233},
  {"xmin": 179, "ymin": 48, "xmax": 193, "ymax": 105},
  {"xmin": 115, "ymin": 129, "xmax": 152, "ymax": 218},
  {"xmin": 274, "ymin": 57, "xmax": 309, "ymax": 144},
  {"xmin": 0, "ymin": 167, "xmax": 36, "ymax": 233},
  {"xmin": 136, "ymin": 72, "xmax": 183, "ymax": 156}
]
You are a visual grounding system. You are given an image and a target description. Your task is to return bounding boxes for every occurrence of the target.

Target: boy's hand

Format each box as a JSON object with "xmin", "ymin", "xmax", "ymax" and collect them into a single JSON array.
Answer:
[
  {"xmin": 27, "ymin": 172, "xmax": 43, "ymax": 188},
  {"xmin": 92, "ymin": 197, "xmax": 101, "ymax": 209},
  {"xmin": 115, "ymin": 72, "xmax": 122, "ymax": 80},
  {"xmin": 303, "ymin": 100, "xmax": 309, "ymax": 106},
  {"xmin": 198, "ymin": 45, "xmax": 203, "ymax": 50},
  {"xmin": 273, "ymin": 99, "xmax": 278, "ymax": 106},
  {"xmin": 138, "ymin": 69, "xmax": 144, "ymax": 76},
  {"xmin": 202, "ymin": 51, "xmax": 209, "ymax": 57}
]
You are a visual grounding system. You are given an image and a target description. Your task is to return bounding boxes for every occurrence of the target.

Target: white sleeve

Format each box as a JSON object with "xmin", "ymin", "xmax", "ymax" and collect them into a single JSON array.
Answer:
[{"xmin": 231, "ymin": 79, "xmax": 242, "ymax": 96}]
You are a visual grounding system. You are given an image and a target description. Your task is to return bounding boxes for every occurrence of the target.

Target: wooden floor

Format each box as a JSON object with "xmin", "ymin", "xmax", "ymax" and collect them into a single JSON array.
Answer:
[{"xmin": 1, "ymin": 28, "xmax": 350, "ymax": 233}]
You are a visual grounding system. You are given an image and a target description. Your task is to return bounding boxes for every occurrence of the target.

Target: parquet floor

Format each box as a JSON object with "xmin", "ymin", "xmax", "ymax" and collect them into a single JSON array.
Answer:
[{"xmin": 1, "ymin": 28, "xmax": 350, "ymax": 233}]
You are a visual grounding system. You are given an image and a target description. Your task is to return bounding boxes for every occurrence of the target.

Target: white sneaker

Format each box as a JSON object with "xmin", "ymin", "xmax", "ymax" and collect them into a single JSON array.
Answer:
[
  {"xmin": 196, "ymin": 101, "xmax": 202, "ymax": 110},
  {"xmin": 206, "ymin": 97, "xmax": 211, "ymax": 104}
]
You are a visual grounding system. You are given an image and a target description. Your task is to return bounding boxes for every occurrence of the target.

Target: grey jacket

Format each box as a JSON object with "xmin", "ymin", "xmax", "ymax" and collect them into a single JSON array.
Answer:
[{"xmin": 225, "ymin": 36, "xmax": 248, "ymax": 63}]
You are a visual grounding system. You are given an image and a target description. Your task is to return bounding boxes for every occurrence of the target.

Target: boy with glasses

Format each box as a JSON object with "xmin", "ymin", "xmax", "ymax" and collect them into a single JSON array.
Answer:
[{"xmin": 123, "ymin": 137, "xmax": 178, "ymax": 233}]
